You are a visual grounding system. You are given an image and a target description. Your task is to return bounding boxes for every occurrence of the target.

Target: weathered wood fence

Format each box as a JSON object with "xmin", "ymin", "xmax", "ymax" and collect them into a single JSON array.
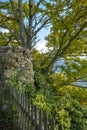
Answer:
[{"xmin": 10, "ymin": 87, "xmax": 64, "ymax": 130}]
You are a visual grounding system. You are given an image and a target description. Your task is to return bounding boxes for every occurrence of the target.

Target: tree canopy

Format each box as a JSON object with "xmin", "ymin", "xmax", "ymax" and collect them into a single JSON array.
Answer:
[
  {"xmin": 44, "ymin": 0, "xmax": 87, "ymax": 70},
  {"xmin": 0, "ymin": 0, "xmax": 49, "ymax": 48}
]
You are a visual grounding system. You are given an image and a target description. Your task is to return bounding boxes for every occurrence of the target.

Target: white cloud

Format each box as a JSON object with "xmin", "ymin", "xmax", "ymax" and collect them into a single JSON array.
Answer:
[
  {"xmin": 35, "ymin": 41, "xmax": 48, "ymax": 53},
  {"xmin": 3, "ymin": 29, "xmax": 9, "ymax": 33},
  {"xmin": 1, "ymin": 29, "xmax": 9, "ymax": 33}
]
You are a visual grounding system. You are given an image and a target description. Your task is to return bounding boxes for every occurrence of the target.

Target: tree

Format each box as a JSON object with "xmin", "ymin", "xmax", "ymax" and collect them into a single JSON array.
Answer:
[
  {"xmin": 1, "ymin": 1, "xmax": 87, "ymax": 129},
  {"xmin": 0, "ymin": 0, "xmax": 49, "ymax": 49},
  {"xmin": 44, "ymin": 0, "xmax": 87, "ymax": 73}
]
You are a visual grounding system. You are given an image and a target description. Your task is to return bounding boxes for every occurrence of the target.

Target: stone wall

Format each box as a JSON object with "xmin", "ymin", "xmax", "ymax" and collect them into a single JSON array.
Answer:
[
  {"xmin": 0, "ymin": 46, "xmax": 35, "ymax": 128},
  {"xmin": 0, "ymin": 46, "xmax": 34, "ymax": 95}
]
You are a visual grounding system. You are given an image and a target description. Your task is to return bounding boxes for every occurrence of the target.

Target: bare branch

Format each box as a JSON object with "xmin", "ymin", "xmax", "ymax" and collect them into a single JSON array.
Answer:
[{"xmin": 33, "ymin": 18, "xmax": 50, "ymax": 37}]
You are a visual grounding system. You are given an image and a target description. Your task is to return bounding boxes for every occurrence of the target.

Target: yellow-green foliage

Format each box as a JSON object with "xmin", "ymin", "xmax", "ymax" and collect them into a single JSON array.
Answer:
[
  {"xmin": 33, "ymin": 94, "xmax": 52, "ymax": 116},
  {"xmin": 50, "ymin": 72, "xmax": 67, "ymax": 87},
  {"xmin": 49, "ymin": 72, "xmax": 87, "ymax": 105}
]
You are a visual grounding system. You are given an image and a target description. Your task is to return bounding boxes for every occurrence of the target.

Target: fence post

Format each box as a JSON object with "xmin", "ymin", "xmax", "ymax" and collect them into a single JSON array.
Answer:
[
  {"xmin": 17, "ymin": 91, "xmax": 21, "ymax": 127},
  {"xmin": 19, "ymin": 93, "xmax": 22, "ymax": 130},
  {"xmin": 39, "ymin": 109, "xmax": 43, "ymax": 130},
  {"xmin": 24, "ymin": 95, "xmax": 26, "ymax": 130},
  {"xmin": 35, "ymin": 105, "xmax": 39, "ymax": 130},
  {"xmin": 51, "ymin": 118, "xmax": 55, "ymax": 130},
  {"xmin": 30, "ymin": 101, "xmax": 34, "ymax": 130},
  {"xmin": 44, "ymin": 112, "xmax": 48, "ymax": 130},
  {"xmin": 27, "ymin": 99, "xmax": 31, "ymax": 130},
  {"xmin": 22, "ymin": 94, "xmax": 24, "ymax": 130}
]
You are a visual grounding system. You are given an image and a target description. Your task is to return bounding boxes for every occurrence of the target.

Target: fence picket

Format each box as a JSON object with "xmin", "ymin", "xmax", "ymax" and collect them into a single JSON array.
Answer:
[
  {"xmin": 35, "ymin": 105, "xmax": 39, "ymax": 130},
  {"xmin": 51, "ymin": 118, "xmax": 55, "ymax": 130},
  {"xmin": 39, "ymin": 109, "xmax": 43, "ymax": 130},
  {"xmin": 27, "ymin": 99, "xmax": 31, "ymax": 130},
  {"xmin": 31, "ymin": 101, "xmax": 34, "ymax": 122},
  {"xmin": 44, "ymin": 112, "xmax": 48, "ymax": 130}
]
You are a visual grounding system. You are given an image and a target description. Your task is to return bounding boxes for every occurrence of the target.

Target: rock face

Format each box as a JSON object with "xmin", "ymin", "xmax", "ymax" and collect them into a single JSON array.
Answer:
[{"xmin": 0, "ymin": 46, "xmax": 34, "ymax": 95}]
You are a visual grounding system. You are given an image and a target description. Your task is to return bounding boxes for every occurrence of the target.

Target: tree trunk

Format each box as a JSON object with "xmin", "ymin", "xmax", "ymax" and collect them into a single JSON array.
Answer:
[{"xmin": 27, "ymin": 0, "xmax": 33, "ymax": 49}]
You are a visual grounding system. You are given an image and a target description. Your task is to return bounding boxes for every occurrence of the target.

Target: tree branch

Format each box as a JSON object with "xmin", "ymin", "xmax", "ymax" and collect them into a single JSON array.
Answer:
[
  {"xmin": 0, "ymin": 24, "xmax": 20, "ymax": 42},
  {"xmin": 60, "ymin": 21, "xmax": 87, "ymax": 55},
  {"xmin": 46, "ymin": 21, "xmax": 87, "ymax": 73},
  {"xmin": 10, "ymin": 0, "xmax": 19, "ymax": 22},
  {"xmin": 33, "ymin": 18, "xmax": 50, "ymax": 37}
]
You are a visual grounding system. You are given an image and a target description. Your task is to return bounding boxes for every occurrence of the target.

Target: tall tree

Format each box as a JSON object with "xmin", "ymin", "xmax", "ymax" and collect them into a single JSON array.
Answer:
[{"xmin": 0, "ymin": 0, "xmax": 49, "ymax": 49}]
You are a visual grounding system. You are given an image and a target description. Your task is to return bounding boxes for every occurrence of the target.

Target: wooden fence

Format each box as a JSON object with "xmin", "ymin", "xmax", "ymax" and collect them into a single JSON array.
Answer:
[{"xmin": 10, "ymin": 87, "xmax": 64, "ymax": 130}]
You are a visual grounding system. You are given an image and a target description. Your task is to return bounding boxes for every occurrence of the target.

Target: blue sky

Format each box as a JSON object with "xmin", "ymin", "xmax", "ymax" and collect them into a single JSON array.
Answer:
[
  {"xmin": 0, "ymin": 0, "xmax": 8, "ymax": 1},
  {"xmin": 35, "ymin": 27, "xmax": 50, "ymax": 52}
]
